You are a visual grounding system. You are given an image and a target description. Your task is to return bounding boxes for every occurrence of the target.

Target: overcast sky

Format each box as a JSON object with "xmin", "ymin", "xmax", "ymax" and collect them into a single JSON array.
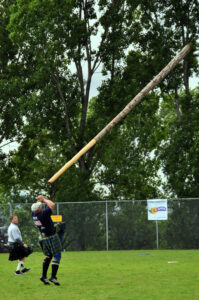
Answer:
[{"xmin": 89, "ymin": 68, "xmax": 199, "ymax": 98}]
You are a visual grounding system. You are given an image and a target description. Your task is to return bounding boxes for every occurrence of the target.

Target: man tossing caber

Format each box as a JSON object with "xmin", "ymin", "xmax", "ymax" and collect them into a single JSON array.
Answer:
[{"xmin": 31, "ymin": 195, "xmax": 62, "ymax": 286}]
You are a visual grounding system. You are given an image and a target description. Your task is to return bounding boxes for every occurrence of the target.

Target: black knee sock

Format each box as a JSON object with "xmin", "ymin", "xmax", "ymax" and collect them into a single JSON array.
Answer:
[
  {"xmin": 51, "ymin": 260, "xmax": 59, "ymax": 278},
  {"xmin": 42, "ymin": 257, "xmax": 52, "ymax": 278}
]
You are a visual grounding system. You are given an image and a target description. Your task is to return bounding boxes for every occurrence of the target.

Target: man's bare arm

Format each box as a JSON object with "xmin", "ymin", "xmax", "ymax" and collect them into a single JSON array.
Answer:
[{"xmin": 37, "ymin": 195, "xmax": 55, "ymax": 210}]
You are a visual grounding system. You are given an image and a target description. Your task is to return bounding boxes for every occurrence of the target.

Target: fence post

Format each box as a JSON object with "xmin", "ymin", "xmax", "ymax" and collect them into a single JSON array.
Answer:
[
  {"xmin": 9, "ymin": 203, "xmax": 12, "ymax": 216},
  {"xmin": 106, "ymin": 200, "xmax": 109, "ymax": 251},
  {"xmin": 57, "ymin": 203, "xmax": 59, "ymax": 215},
  {"xmin": 156, "ymin": 220, "xmax": 159, "ymax": 249}
]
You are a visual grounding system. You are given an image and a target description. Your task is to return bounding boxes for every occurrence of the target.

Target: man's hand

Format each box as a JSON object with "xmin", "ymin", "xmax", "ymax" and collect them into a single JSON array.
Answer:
[
  {"xmin": 37, "ymin": 195, "xmax": 45, "ymax": 202},
  {"xmin": 37, "ymin": 195, "xmax": 55, "ymax": 210}
]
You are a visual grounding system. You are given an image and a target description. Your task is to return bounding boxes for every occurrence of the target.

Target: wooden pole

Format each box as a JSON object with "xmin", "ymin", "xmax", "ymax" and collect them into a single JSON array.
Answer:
[{"xmin": 48, "ymin": 44, "xmax": 192, "ymax": 183}]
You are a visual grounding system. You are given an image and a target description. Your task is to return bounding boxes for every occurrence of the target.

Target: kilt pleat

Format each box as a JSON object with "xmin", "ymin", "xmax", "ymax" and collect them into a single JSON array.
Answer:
[
  {"xmin": 8, "ymin": 242, "xmax": 33, "ymax": 261},
  {"xmin": 39, "ymin": 233, "xmax": 62, "ymax": 256}
]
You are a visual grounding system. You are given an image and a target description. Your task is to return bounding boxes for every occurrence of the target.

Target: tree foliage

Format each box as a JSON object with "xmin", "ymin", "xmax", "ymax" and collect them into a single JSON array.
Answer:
[
  {"xmin": 158, "ymin": 89, "xmax": 199, "ymax": 197},
  {"xmin": 0, "ymin": 0, "xmax": 198, "ymax": 204}
]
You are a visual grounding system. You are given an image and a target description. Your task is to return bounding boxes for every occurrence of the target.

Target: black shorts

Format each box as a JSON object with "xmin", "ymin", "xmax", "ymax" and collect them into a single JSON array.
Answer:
[{"xmin": 8, "ymin": 242, "xmax": 33, "ymax": 261}]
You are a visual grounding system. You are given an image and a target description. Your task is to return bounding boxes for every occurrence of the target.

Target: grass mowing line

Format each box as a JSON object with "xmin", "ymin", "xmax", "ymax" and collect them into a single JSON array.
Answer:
[{"xmin": 0, "ymin": 250, "xmax": 199, "ymax": 300}]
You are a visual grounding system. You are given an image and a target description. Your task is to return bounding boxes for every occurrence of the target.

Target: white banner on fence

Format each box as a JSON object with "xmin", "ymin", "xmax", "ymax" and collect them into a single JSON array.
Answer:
[{"xmin": 147, "ymin": 199, "xmax": 168, "ymax": 220}]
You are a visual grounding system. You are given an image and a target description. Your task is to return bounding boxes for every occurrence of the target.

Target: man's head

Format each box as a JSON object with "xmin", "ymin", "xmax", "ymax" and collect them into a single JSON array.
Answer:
[
  {"xmin": 31, "ymin": 202, "xmax": 42, "ymax": 214},
  {"xmin": 10, "ymin": 215, "xmax": 18, "ymax": 224}
]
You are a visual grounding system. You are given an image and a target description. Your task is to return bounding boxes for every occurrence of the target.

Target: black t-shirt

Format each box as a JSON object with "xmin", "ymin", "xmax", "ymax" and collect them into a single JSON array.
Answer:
[{"xmin": 32, "ymin": 206, "xmax": 56, "ymax": 237}]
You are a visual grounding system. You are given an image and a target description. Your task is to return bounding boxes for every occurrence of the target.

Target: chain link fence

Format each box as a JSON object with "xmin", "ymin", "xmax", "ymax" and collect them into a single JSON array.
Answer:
[{"xmin": 1, "ymin": 198, "xmax": 199, "ymax": 253}]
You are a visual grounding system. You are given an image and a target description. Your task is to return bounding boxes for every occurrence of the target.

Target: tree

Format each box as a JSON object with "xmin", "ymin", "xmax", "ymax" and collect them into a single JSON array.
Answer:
[
  {"xmin": 0, "ymin": 0, "xmax": 144, "ymax": 200},
  {"xmin": 108, "ymin": 202, "xmax": 155, "ymax": 250},
  {"xmin": 158, "ymin": 88, "xmax": 199, "ymax": 197},
  {"xmin": 127, "ymin": 0, "xmax": 199, "ymax": 197},
  {"xmin": 0, "ymin": 0, "xmax": 26, "ymax": 148},
  {"xmin": 0, "ymin": 0, "xmax": 198, "ymax": 203},
  {"xmin": 131, "ymin": 0, "xmax": 198, "ymax": 118},
  {"xmin": 165, "ymin": 200, "xmax": 199, "ymax": 249}
]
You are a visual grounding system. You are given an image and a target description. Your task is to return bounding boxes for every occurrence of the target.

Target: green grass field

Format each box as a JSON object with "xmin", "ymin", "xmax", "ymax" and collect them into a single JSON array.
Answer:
[{"xmin": 1, "ymin": 250, "xmax": 199, "ymax": 300}]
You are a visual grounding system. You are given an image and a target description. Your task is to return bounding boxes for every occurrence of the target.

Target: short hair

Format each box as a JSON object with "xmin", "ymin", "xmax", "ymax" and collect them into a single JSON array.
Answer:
[{"xmin": 10, "ymin": 215, "xmax": 17, "ymax": 222}]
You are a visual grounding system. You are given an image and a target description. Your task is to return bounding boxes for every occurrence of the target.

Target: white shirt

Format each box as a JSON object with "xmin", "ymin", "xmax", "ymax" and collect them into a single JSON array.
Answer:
[{"xmin": 8, "ymin": 223, "xmax": 23, "ymax": 243}]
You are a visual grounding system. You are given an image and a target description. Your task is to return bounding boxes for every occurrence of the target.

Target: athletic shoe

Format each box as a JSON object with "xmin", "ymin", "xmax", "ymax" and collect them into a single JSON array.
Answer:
[
  {"xmin": 49, "ymin": 277, "xmax": 60, "ymax": 285},
  {"xmin": 15, "ymin": 270, "xmax": 23, "ymax": 275},
  {"xmin": 40, "ymin": 276, "xmax": 50, "ymax": 285},
  {"xmin": 21, "ymin": 268, "xmax": 30, "ymax": 274}
]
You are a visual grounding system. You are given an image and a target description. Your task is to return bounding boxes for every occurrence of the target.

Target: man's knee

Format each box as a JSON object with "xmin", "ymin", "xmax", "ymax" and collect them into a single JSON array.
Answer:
[
  {"xmin": 44, "ymin": 255, "xmax": 52, "ymax": 264},
  {"xmin": 53, "ymin": 252, "xmax": 61, "ymax": 262}
]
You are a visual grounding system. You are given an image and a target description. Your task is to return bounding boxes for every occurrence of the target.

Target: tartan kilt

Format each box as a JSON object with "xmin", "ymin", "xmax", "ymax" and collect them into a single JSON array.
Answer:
[
  {"xmin": 39, "ymin": 233, "xmax": 62, "ymax": 257},
  {"xmin": 8, "ymin": 242, "xmax": 33, "ymax": 261}
]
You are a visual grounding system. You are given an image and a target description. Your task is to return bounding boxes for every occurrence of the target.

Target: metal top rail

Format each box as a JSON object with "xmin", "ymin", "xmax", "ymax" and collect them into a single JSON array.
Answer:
[{"xmin": 1, "ymin": 198, "xmax": 199, "ymax": 206}]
